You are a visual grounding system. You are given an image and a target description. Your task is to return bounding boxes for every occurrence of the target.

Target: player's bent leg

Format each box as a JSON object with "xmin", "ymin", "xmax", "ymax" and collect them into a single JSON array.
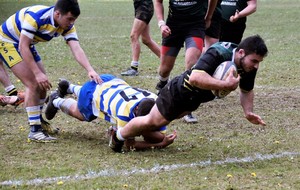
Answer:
[
  {"xmin": 0, "ymin": 61, "xmax": 13, "ymax": 88},
  {"xmin": 158, "ymin": 51, "xmax": 177, "ymax": 78},
  {"xmin": 141, "ymin": 25, "xmax": 160, "ymax": 58},
  {"xmin": 185, "ymin": 47, "xmax": 202, "ymax": 70},
  {"xmin": 156, "ymin": 52, "xmax": 177, "ymax": 93},
  {"xmin": 121, "ymin": 105, "xmax": 169, "ymax": 139},
  {"xmin": 204, "ymin": 36, "xmax": 219, "ymax": 53},
  {"xmin": 185, "ymin": 36, "xmax": 203, "ymax": 70},
  {"xmin": 183, "ymin": 42, "xmax": 202, "ymax": 124},
  {"xmin": 130, "ymin": 19, "xmax": 144, "ymax": 62},
  {"xmin": 110, "ymin": 105, "xmax": 169, "ymax": 153},
  {"xmin": 60, "ymin": 99, "xmax": 85, "ymax": 121}
]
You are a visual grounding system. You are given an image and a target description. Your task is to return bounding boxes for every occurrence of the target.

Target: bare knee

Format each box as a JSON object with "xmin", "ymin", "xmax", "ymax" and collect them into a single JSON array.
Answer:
[
  {"xmin": 25, "ymin": 81, "xmax": 41, "ymax": 94},
  {"xmin": 130, "ymin": 33, "xmax": 139, "ymax": 43},
  {"xmin": 141, "ymin": 37, "xmax": 151, "ymax": 46}
]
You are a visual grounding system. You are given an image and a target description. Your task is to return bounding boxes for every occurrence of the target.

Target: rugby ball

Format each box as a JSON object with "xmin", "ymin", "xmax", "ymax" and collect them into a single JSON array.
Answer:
[{"xmin": 212, "ymin": 61, "xmax": 238, "ymax": 98}]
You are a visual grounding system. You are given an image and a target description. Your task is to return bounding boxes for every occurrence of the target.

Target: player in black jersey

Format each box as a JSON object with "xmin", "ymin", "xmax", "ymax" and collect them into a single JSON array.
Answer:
[
  {"xmin": 155, "ymin": 0, "xmax": 218, "ymax": 123},
  {"xmin": 109, "ymin": 35, "xmax": 268, "ymax": 152},
  {"xmin": 220, "ymin": 0, "xmax": 257, "ymax": 44}
]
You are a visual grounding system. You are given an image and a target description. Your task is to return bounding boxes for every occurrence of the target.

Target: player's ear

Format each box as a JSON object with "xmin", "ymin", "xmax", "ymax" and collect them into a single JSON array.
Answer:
[
  {"xmin": 53, "ymin": 10, "xmax": 60, "ymax": 20},
  {"xmin": 54, "ymin": 10, "xmax": 59, "ymax": 16},
  {"xmin": 133, "ymin": 106, "xmax": 139, "ymax": 116},
  {"xmin": 238, "ymin": 49, "xmax": 245, "ymax": 58}
]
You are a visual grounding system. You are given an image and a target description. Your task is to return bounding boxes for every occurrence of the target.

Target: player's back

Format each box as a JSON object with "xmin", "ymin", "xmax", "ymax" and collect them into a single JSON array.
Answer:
[{"xmin": 93, "ymin": 78, "xmax": 157, "ymax": 126}]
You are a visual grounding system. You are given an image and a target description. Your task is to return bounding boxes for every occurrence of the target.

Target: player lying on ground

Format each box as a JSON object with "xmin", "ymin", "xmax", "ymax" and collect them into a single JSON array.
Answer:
[
  {"xmin": 109, "ymin": 35, "xmax": 269, "ymax": 152},
  {"xmin": 45, "ymin": 74, "xmax": 176, "ymax": 151}
]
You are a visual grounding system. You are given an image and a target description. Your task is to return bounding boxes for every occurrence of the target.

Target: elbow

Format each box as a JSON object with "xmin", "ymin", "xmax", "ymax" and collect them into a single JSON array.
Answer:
[
  {"xmin": 188, "ymin": 73, "xmax": 198, "ymax": 86},
  {"xmin": 250, "ymin": 4, "xmax": 257, "ymax": 13}
]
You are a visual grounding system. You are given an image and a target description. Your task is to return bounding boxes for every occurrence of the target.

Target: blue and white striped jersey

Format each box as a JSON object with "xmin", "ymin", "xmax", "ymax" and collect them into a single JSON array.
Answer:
[
  {"xmin": 92, "ymin": 78, "xmax": 157, "ymax": 128},
  {"xmin": 0, "ymin": 5, "xmax": 78, "ymax": 44}
]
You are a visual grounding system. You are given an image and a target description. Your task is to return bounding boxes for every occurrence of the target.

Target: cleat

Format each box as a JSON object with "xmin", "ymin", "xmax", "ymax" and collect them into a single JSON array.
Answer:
[
  {"xmin": 0, "ymin": 95, "xmax": 8, "ymax": 106},
  {"xmin": 108, "ymin": 126, "xmax": 124, "ymax": 153},
  {"xmin": 27, "ymin": 130, "xmax": 57, "ymax": 143},
  {"xmin": 155, "ymin": 80, "xmax": 168, "ymax": 94},
  {"xmin": 57, "ymin": 78, "xmax": 70, "ymax": 98},
  {"xmin": 0, "ymin": 94, "xmax": 23, "ymax": 108},
  {"xmin": 183, "ymin": 113, "xmax": 198, "ymax": 123},
  {"xmin": 12, "ymin": 97, "xmax": 24, "ymax": 108},
  {"xmin": 121, "ymin": 68, "xmax": 139, "ymax": 76},
  {"xmin": 12, "ymin": 91, "xmax": 25, "ymax": 108},
  {"xmin": 41, "ymin": 117, "xmax": 60, "ymax": 134},
  {"xmin": 45, "ymin": 91, "xmax": 59, "ymax": 120}
]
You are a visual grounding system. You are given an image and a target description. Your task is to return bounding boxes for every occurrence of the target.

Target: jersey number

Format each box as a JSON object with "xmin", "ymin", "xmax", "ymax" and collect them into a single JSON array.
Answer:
[{"xmin": 120, "ymin": 88, "xmax": 151, "ymax": 101}]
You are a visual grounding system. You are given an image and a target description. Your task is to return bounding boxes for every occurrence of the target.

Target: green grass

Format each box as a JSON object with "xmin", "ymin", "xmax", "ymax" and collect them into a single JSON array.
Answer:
[{"xmin": 1, "ymin": 0, "xmax": 300, "ymax": 189}]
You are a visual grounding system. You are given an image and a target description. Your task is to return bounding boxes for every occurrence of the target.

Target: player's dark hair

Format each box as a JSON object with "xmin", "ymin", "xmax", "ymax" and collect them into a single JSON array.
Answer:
[
  {"xmin": 54, "ymin": 0, "xmax": 80, "ymax": 17},
  {"xmin": 237, "ymin": 35, "xmax": 268, "ymax": 57},
  {"xmin": 135, "ymin": 98, "xmax": 155, "ymax": 117}
]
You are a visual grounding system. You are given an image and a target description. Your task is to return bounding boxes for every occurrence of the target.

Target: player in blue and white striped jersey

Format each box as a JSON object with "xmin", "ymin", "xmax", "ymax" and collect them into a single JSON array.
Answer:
[
  {"xmin": 45, "ymin": 74, "xmax": 177, "ymax": 151},
  {"xmin": 0, "ymin": 5, "xmax": 78, "ymax": 44},
  {"xmin": 0, "ymin": 0, "xmax": 103, "ymax": 142}
]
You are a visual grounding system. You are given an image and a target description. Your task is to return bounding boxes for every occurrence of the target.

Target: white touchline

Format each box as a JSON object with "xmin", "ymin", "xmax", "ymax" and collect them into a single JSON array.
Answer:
[{"xmin": 1, "ymin": 151, "xmax": 299, "ymax": 186}]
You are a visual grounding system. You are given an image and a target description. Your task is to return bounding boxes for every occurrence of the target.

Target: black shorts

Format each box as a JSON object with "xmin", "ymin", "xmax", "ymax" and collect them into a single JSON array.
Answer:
[
  {"xmin": 162, "ymin": 23, "xmax": 205, "ymax": 48},
  {"xmin": 134, "ymin": 0, "xmax": 154, "ymax": 24},
  {"xmin": 220, "ymin": 19, "xmax": 246, "ymax": 44},
  {"xmin": 205, "ymin": 16, "xmax": 222, "ymax": 39},
  {"xmin": 156, "ymin": 76, "xmax": 202, "ymax": 121}
]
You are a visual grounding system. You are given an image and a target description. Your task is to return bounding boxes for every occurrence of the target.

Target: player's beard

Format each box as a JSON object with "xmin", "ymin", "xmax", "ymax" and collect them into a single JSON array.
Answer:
[
  {"xmin": 239, "ymin": 56, "xmax": 257, "ymax": 73},
  {"xmin": 238, "ymin": 56, "xmax": 246, "ymax": 73}
]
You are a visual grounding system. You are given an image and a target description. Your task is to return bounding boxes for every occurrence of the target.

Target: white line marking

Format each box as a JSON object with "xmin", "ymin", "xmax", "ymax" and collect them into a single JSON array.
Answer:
[{"xmin": 1, "ymin": 151, "xmax": 299, "ymax": 186}]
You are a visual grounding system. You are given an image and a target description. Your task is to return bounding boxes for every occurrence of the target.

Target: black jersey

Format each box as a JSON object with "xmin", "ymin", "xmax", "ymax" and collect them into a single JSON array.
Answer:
[
  {"xmin": 167, "ymin": 0, "xmax": 207, "ymax": 25},
  {"xmin": 156, "ymin": 41, "xmax": 257, "ymax": 121},
  {"xmin": 204, "ymin": 0, "xmax": 223, "ymax": 19},
  {"xmin": 179, "ymin": 42, "xmax": 256, "ymax": 101},
  {"xmin": 221, "ymin": 0, "xmax": 249, "ymax": 24}
]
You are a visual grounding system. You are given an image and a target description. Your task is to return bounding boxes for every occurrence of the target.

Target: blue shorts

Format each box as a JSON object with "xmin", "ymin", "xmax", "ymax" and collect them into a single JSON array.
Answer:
[{"xmin": 78, "ymin": 74, "xmax": 116, "ymax": 121}]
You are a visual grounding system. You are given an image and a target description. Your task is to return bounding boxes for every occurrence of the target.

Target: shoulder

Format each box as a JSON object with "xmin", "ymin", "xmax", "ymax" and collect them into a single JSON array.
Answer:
[
  {"xmin": 211, "ymin": 42, "xmax": 237, "ymax": 53},
  {"xmin": 26, "ymin": 5, "xmax": 52, "ymax": 15},
  {"xmin": 24, "ymin": 5, "xmax": 53, "ymax": 24}
]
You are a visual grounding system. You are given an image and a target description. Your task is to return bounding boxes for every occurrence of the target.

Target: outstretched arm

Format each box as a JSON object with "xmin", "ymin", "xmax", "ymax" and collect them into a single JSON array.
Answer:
[
  {"xmin": 240, "ymin": 89, "xmax": 266, "ymax": 126},
  {"xmin": 67, "ymin": 40, "xmax": 103, "ymax": 84}
]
